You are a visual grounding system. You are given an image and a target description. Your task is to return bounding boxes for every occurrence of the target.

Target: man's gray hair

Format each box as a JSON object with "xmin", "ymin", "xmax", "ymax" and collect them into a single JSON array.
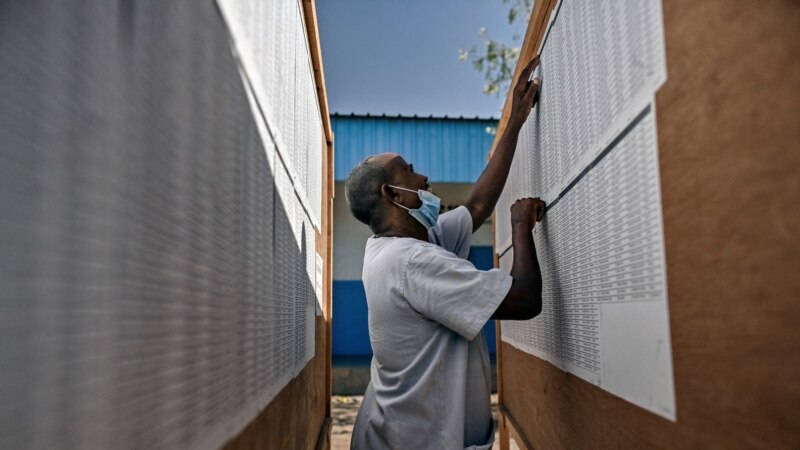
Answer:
[{"xmin": 344, "ymin": 156, "xmax": 392, "ymax": 227}]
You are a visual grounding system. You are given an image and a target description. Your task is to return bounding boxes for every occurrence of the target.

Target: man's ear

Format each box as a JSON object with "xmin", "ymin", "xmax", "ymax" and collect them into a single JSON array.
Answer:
[{"xmin": 382, "ymin": 184, "xmax": 401, "ymax": 203}]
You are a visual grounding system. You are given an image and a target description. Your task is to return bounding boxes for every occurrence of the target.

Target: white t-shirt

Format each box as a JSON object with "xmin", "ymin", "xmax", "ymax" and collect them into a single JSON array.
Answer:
[{"xmin": 351, "ymin": 206, "xmax": 513, "ymax": 450}]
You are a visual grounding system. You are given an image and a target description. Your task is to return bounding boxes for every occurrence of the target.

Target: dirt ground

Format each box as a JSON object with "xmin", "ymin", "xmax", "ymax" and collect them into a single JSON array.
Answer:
[{"xmin": 331, "ymin": 394, "xmax": 519, "ymax": 450}]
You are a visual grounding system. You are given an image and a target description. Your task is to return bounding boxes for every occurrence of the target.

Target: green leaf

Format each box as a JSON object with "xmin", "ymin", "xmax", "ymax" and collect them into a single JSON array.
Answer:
[{"xmin": 457, "ymin": 0, "xmax": 533, "ymax": 97}]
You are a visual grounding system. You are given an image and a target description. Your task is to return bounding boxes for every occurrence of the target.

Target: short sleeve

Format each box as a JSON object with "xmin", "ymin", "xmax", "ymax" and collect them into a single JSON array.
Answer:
[
  {"xmin": 428, "ymin": 205, "xmax": 473, "ymax": 259},
  {"xmin": 403, "ymin": 244, "xmax": 513, "ymax": 340}
]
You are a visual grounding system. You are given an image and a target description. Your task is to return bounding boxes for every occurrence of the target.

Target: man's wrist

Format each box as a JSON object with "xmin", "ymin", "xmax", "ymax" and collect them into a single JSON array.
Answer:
[
  {"xmin": 511, "ymin": 220, "xmax": 533, "ymax": 231},
  {"xmin": 504, "ymin": 119, "xmax": 523, "ymax": 136}
]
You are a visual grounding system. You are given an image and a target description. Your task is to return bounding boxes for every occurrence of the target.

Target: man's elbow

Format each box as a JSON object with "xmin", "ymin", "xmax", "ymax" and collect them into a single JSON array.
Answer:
[
  {"xmin": 519, "ymin": 294, "xmax": 542, "ymax": 320},
  {"xmin": 463, "ymin": 201, "xmax": 489, "ymax": 230}
]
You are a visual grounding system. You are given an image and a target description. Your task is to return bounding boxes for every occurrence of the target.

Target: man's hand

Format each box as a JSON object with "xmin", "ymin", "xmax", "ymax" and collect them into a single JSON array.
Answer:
[
  {"xmin": 510, "ymin": 197, "xmax": 546, "ymax": 228},
  {"xmin": 508, "ymin": 55, "xmax": 541, "ymax": 128}
]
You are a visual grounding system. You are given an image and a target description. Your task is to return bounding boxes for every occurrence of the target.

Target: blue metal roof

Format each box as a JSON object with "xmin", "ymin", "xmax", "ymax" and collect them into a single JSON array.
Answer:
[{"xmin": 332, "ymin": 114, "xmax": 498, "ymax": 182}]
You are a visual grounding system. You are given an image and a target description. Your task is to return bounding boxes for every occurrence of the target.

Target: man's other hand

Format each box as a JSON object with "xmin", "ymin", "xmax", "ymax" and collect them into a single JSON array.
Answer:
[
  {"xmin": 510, "ymin": 197, "xmax": 546, "ymax": 228},
  {"xmin": 508, "ymin": 55, "xmax": 541, "ymax": 128}
]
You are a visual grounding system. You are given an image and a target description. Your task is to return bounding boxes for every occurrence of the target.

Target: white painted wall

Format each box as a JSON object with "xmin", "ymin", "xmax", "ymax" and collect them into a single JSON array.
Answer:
[{"xmin": 333, "ymin": 182, "xmax": 494, "ymax": 280}]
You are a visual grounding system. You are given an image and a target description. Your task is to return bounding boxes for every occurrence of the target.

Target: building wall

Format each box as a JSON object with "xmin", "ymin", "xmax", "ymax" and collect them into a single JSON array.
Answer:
[{"xmin": 332, "ymin": 114, "xmax": 498, "ymax": 182}]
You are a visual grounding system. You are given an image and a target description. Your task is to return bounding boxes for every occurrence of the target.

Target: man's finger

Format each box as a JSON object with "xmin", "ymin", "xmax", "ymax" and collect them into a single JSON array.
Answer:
[
  {"xmin": 521, "ymin": 76, "xmax": 538, "ymax": 96},
  {"xmin": 521, "ymin": 55, "xmax": 541, "ymax": 77},
  {"xmin": 516, "ymin": 58, "xmax": 541, "ymax": 96},
  {"xmin": 519, "ymin": 55, "xmax": 541, "ymax": 82},
  {"xmin": 537, "ymin": 203, "xmax": 546, "ymax": 222},
  {"xmin": 523, "ymin": 78, "xmax": 539, "ymax": 104},
  {"xmin": 514, "ymin": 57, "xmax": 541, "ymax": 97}
]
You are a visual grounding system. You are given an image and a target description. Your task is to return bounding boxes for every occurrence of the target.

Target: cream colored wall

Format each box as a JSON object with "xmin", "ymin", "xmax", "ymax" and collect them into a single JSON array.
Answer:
[
  {"xmin": 333, "ymin": 182, "xmax": 494, "ymax": 280},
  {"xmin": 333, "ymin": 182, "xmax": 372, "ymax": 280}
]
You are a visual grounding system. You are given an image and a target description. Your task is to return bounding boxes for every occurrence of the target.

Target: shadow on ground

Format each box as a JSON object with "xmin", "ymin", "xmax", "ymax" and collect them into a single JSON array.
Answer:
[{"xmin": 331, "ymin": 394, "xmax": 520, "ymax": 450}]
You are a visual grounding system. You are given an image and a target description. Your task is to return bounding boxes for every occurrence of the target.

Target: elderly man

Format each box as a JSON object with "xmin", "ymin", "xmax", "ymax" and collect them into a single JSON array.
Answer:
[{"xmin": 345, "ymin": 57, "xmax": 545, "ymax": 450}]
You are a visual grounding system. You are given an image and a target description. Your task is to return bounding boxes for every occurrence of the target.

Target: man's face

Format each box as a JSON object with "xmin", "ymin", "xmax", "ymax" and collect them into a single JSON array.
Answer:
[
  {"xmin": 371, "ymin": 153, "xmax": 430, "ymax": 209},
  {"xmin": 389, "ymin": 156, "xmax": 429, "ymax": 192}
]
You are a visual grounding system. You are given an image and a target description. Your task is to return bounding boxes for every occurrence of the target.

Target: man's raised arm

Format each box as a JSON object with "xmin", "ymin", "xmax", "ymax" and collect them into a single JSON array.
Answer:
[
  {"xmin": 491, "ymin": 197, "xmax": 546, "ymax": 320},
  {"xmin": 463, "ymin": 56, "xmax": 541, "ymax": 233}
]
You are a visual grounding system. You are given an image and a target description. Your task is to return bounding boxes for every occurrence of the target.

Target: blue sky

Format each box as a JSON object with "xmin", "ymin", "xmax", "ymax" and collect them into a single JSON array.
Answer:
[{"xmin": 316, "ymin": 0, "xmax": 521, "ymax": 119}]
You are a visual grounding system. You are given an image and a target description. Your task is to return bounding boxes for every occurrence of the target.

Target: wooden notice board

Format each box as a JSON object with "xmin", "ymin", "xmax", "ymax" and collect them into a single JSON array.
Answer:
[
  {"xmin": 492, "ymin": 0, "xmax": 800, "ymax": 448},
  {"xmin": 223, "ymin": 0, "xmax": 334, "ymax": 448}
]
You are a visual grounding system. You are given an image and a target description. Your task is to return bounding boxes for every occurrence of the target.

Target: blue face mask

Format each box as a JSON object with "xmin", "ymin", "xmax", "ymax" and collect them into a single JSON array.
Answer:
[{"xmin": 389, "ymin": 185, "xmax": 441, "ymax": 230}]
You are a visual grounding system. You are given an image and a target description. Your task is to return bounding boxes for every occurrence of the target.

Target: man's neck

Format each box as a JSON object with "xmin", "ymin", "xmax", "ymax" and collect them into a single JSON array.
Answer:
[{"xmin": 373, "ymin": 221, "xmax": 428, "ymax": 242}]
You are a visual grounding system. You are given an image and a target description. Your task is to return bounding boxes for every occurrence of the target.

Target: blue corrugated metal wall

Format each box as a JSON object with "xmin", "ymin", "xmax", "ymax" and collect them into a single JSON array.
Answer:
[{"xmin": 332, "ymin": 114, "xmax": 497, "ymax": 182}]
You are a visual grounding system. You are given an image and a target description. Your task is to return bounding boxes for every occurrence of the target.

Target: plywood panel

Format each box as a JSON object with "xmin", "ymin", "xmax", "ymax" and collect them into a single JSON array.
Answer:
[{"xmin": 496, "ymin": 0, "xmax": 800, "ymax": 447}]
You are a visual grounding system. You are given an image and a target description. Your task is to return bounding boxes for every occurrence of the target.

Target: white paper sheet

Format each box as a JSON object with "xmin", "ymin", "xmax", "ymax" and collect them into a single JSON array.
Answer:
[
  {"xmin": 495, "ymin": 0, "xmax": 668, "ymax": 253},
  {"xmin": 498, "ymin": 106, "xmax": 676, "ymax": 420},
  {"xmin": 315, "ymin": 253, "xmax": 325, "ymax": 316}
]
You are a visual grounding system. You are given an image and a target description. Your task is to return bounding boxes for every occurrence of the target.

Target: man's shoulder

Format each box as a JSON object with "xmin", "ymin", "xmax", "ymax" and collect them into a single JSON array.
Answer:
[
  {"xmin": 428, "ymin": 206, "xmax": 473, "ymax": 258},
  {"xmin": 364, "ymin": 237, "xmax": 424, "ymax": 271},
  {"xmin": 363, "ymin": 237, "xmax": 450, "ymax": 276},
  {"xmin": 365, "ymin": 236, "xmax": 426, "ymax": 253}
]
